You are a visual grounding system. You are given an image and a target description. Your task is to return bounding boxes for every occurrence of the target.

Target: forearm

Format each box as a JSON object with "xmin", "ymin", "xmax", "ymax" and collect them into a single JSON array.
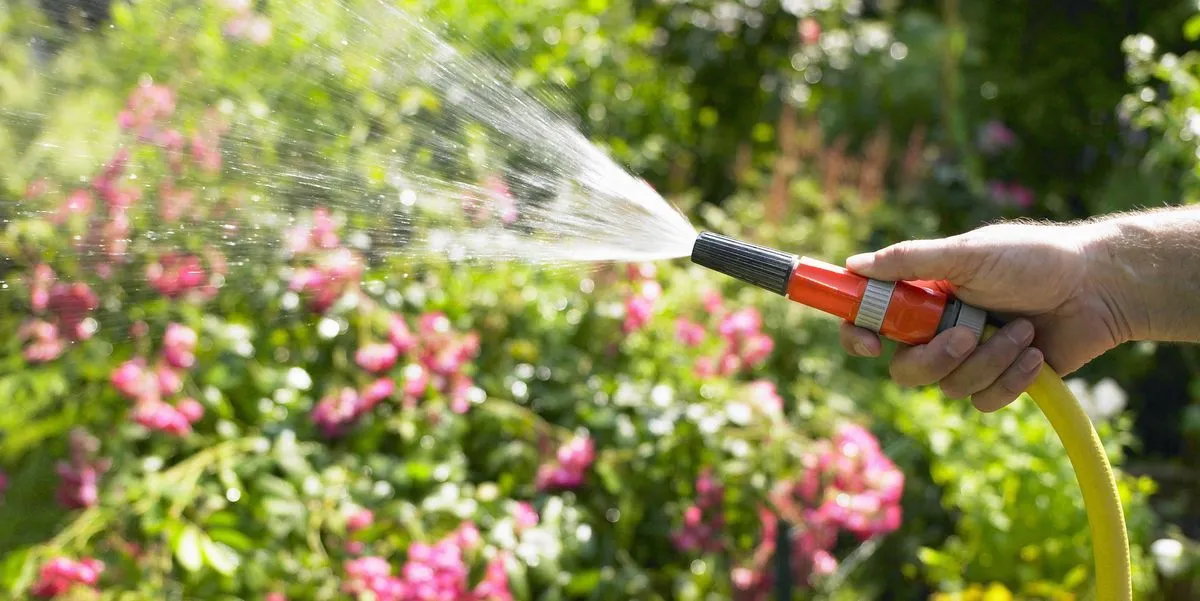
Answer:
[{"xmin": 1086, "ymin": 206, "xmax": 1200, "ymax": 343}]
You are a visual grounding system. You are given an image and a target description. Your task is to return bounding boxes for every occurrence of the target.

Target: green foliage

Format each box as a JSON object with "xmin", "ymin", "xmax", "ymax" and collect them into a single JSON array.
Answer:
[{"xmin": 0, "ymin": 0, "xmax": 1191, "ymax": 598}]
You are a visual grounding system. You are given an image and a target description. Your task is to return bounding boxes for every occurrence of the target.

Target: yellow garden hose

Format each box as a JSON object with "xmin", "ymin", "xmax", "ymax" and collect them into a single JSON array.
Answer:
[
  {"xmin": 985, "ymin": 325, "xmax": 1132, "ymax": 601},
  {"xmin": 688, "ymin": 233, "xmax": 1134, "ymax": 599}
]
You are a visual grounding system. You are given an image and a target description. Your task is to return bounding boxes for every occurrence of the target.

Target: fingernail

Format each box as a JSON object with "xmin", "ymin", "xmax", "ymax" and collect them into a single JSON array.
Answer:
[
  {"xmin": 845, "ymin": 253, "xmax": 873, "ymax": 271},
  {"xmin": 1007, "ymin": 320, "xmax": 1034, "ymax": 346},
  {"xmin": 1019, "ymin": 349, "xmax": 1043, "ymax": 373},
  {"xmin": 853, "ymin": 340, "xmax": 871, "ymax": 356},
  {"xmin": 946, "ymin": 328, "xmax": 976, "ymax": 358}
]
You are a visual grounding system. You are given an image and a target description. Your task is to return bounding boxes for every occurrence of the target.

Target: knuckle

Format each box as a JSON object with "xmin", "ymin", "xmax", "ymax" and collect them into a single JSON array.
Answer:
[
  {"xmin": 939, "ymin": 380, "xmax": 968, "ymax": 400},
  {"xmin": 888, "ymin": 360, "xmax": 921, "ymax": 387}
]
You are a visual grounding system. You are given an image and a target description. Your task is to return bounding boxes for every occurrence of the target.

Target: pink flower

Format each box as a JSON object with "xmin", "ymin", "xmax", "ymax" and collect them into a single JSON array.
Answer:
[
  {"xmin": 19, "ymin": 320, "xmax": 65, "ymax": 363},
  {"xmin": 987, "ymin": 181, "xmax": 1036, "ymax": 209},
  {"xmin": 55, "ymin": 431, "xmax": 109, "ymax": 509},
  {"xmin": 513, "ymin": 502, "xmax": 539, "ymax": 531},
  {"xmin": 176, "ymin": 398, "xmax": 205, "ymax": 423},
  {"xmin": 28, "ymin": 264, "xmax": 55, "ymax": 312},
  {"xmin": 361, "ymin": 378, "xmax": 396, "ymax": 408},
  {"xmin": 265, "ymin": 594, "xmax": 287, "ymax": 601},
  {"xmin": 718, "ymin": 308, "xmax": 761, "ymax": 340},
  {"xmin": 556, "ymin": 436, "xmax": 595, "ymax": 471},
  {"xmin": 311, "ymin": 208, "xmax": 339, "ymax": 249},
  {"xmin": 978, "ymin": 120, "xmax": 1017, "ymax": 154},
  {"xmin": 811, "ymin": 549, "xmax": 837, "ymax": 577},
  {"xmin": 702, "ymin": 289, "xmax": 724, "ymax": 314},
  {"xmin": 455, "ymin": 521, "xmax": 481, "ymax": 548},
  {"xmin": 675, "ymin": 318, "xmax": 706, "ymax": 346},
  {"xmin": 626, "ymin": 262, "xmax": 657, "ymax": 281},
  {"xmin": 473, "ymin": 553, "xmax": 514, "ymax": 601},
  {"xmin": 693, "ymin": 356, "xmax": 717, "ymax": 378},
  {"xmin": 398, "ymin": 536, "xmax": 470, "ymax": 601},
  {"xmin": 286, "ymin": 208, "xmax": 340, "ymax": 254},
  {"xmin": 225, "ymin": 13, "xmax": 273, "ymax": 45},
  {"xmin": 30, "ymin": 557, "xmax": 104, "ymax": 598},
  {"xmin": 717, "ymin": 352, "xmax": 742, "ymax": 376},
  {"xmin": 747, "ymin": 380, "xmax": 783, "ymax": 417},
  {"xmin": 672, "ymin": 470, "xmax": 725, "ymax": 554},
  {"xmin": 834, "ymin": 423, "xmax": 880, "ymax": 458},
  {"xmin": 118, "ymin": 82, "xmax": 175, "ymax": 142},
  {"xmin": 448, "ymin": 375, "xmax": 473, "ymax": 414},
  {"xmin": 290, "ymin": 249, "xmax": 363, "ymax": 313},
  {"xmin": 159, "ymin": 129, "xmax": 186, "ymax": 172},
  {"xmin": 1009, "ymin": 184, "xmax": 1035, "ymax": 208},
  {"xmin": 347, "ymin": 508, "xmax": 374, "ymax": 533},
  {"xmin": 132, "ymin": 400, "xmax": 194, "ymax": 436},
  {"xmin": 311, "ymin": 387, "xmax": 362, "ymax": 438},
  {"xmin": 343, "ymin": 556, "xmax": 405, "ymax": 601},
  {"xmin": 47, "ymin": 283, "xmax": 99, "ymax": 340},
  {"xmin": 52, "ymin": 190, "xmax": 93, "ymax": 224},
  {"xmin": 537, "ymin": 435, "xmax": 595, "ymax": 491},
  {"xmin": 419, "ymin": 312, "xmax": 451, "ymax": 336},
  {"xmin": 402, "ymin": 364, "xmax": 429, "ymax": 400},
  {"xmin": 356, "ymin": 343, "xmax": 399, "ymax": 374},
  {"xmin": 163, "ymin": 323, "xmax": 198, "ymax": 369},
  {"xmin": 159, "ymin": 185, "xmax": 194, "ymax": 222},
  {"xmin": 800, "ymin": 17, "xmax": 821, "ymax": 45},
  {"xmin": 389, "ymin": 315, "xmax": 417, "ymax": 353},
  {"xmin": 148, "ymin": 253, "xmax": 211, "ymax": 299},
  {"xmin": 25, "ymin": 178, "xmax": 51, "ymax": 199},
  {"xmin": 623, "ymin": 295, "xmax": 655, "ymax": 333},
  {"xmin": 485, "ymin": 175, "xmax": 518, "ymax": 225},
  {"xmin": 741, "ymin": 333, "xmax": 774, "ymax": 367},
  {"xmin": 111, "ymin": 359, "xmax": 151, "ymax": 400},
  {"xmin": 156, "ymin": 364, "xmax": 183, "ymax": 396},
  {"xmin": 191, "ymin": 132, "xmax": 222, "ymax": 174}
]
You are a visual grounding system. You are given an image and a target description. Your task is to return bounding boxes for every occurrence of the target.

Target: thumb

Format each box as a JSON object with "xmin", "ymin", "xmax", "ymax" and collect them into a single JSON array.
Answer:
[{"xmin": 845, "ymin": 238, "xmax": 973, "ymax": 283}]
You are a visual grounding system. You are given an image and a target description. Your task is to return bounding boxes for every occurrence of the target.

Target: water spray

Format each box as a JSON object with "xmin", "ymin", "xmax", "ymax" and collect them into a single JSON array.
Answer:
[{"xmin": 690, "ymin": 232, "xmax": 1132, "ymax": 601}]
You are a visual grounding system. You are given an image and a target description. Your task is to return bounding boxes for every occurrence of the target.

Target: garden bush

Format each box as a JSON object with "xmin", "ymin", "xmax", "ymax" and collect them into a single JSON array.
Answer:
[{"xmin": 0, "ymin": 0, "xmax": 1181, "ymax": 599}]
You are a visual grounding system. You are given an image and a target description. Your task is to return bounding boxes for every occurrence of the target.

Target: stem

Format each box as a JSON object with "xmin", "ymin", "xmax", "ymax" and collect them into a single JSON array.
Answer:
[{"xmin": 940, "ymin": 0, "xmax": 975, "ymax": 178}]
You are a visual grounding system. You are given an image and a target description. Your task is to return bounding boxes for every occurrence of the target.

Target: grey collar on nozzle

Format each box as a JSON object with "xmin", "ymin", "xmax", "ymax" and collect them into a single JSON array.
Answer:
[{"xmin": 690, "ymin": 232, "xmax": 798, "ymax": 297}]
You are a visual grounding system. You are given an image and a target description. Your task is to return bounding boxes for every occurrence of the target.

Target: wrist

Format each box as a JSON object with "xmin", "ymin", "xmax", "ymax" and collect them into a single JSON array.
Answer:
[
  {"xmin": 1077, "ymin": 219, "xmax": 1144, "ymax": 344},
  {"xmin": 1081, "ymin": 207, "xmax": 1200, "ymax": 344}
]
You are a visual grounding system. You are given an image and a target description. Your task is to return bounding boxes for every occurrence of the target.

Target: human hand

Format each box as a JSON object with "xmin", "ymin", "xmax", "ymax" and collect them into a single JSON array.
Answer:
[{"xmin": 839, "ymin": 222, "xmax": 1132, "ymax": 412}]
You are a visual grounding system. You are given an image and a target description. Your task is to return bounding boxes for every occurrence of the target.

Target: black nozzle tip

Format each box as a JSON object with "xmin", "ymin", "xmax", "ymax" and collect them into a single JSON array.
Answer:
[{"xmin": 690, "ymin": 232, "xmax": 797, "ymax": 296}]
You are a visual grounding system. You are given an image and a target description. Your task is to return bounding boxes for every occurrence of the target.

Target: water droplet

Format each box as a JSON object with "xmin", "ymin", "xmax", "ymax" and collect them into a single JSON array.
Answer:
[{"xmin": 226, "ymin": 488, "xmax": 241, "ymax": 502}]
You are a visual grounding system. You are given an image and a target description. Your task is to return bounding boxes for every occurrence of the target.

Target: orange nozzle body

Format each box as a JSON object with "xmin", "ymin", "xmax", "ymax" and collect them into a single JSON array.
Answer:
[{"xmin": 787, "ymin": 256, "xmax": 948, "ymax": 345}]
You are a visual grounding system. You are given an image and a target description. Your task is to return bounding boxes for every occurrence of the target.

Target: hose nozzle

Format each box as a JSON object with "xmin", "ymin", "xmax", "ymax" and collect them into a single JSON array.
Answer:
[
  {"xmin": 690, "ymin": 231, "xmax": 985, "ymax": 345},
  {"xmin": 690, "ymin": 232, "xmax": 797, "ymax": 296}
]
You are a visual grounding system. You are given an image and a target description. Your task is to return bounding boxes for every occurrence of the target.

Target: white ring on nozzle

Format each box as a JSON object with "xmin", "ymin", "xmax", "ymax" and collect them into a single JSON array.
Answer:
[
  {"xmin": 954, "ymin": 303, "xmax": 987, "ymax": 339},
  {"xmin": 855, "ymin": 279, "xmax": 895, "ymax": 333}
]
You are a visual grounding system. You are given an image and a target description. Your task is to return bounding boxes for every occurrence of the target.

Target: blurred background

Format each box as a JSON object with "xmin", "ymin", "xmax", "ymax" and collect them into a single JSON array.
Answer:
[{"xmin": 1, "ymin": 0, "xmax": 1199, "ymax": 599}]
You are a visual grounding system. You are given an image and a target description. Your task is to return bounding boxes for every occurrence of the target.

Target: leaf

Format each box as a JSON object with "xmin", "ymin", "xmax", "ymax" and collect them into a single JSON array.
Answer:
[
  {"xmin": 202, "ymin": 538, "xmax": 241, "ymax": 576},
  {"xmin": 565, "ymin": 569, "xmax": 602, "ymax": 595},
  {"xmin": 208, "ymin": 527, "xmax": 255, "ymax": 552},
  {"xmin": 174, "ymin": 525, "xmax": 204, "ymax": 572},
  {"xmin": 1185, "ymin": 14, "xmax": 1200, "ymax": 41},
  {"xmin": 0, "ymin": 548, "xmax": 31, "ymax": 589}
]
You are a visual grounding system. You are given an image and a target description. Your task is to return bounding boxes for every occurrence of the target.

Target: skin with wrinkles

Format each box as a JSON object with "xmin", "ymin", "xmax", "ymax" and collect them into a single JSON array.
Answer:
[{"xmin": 839, "ymin": 207, "xmax": 1200, "ymax": 412}]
